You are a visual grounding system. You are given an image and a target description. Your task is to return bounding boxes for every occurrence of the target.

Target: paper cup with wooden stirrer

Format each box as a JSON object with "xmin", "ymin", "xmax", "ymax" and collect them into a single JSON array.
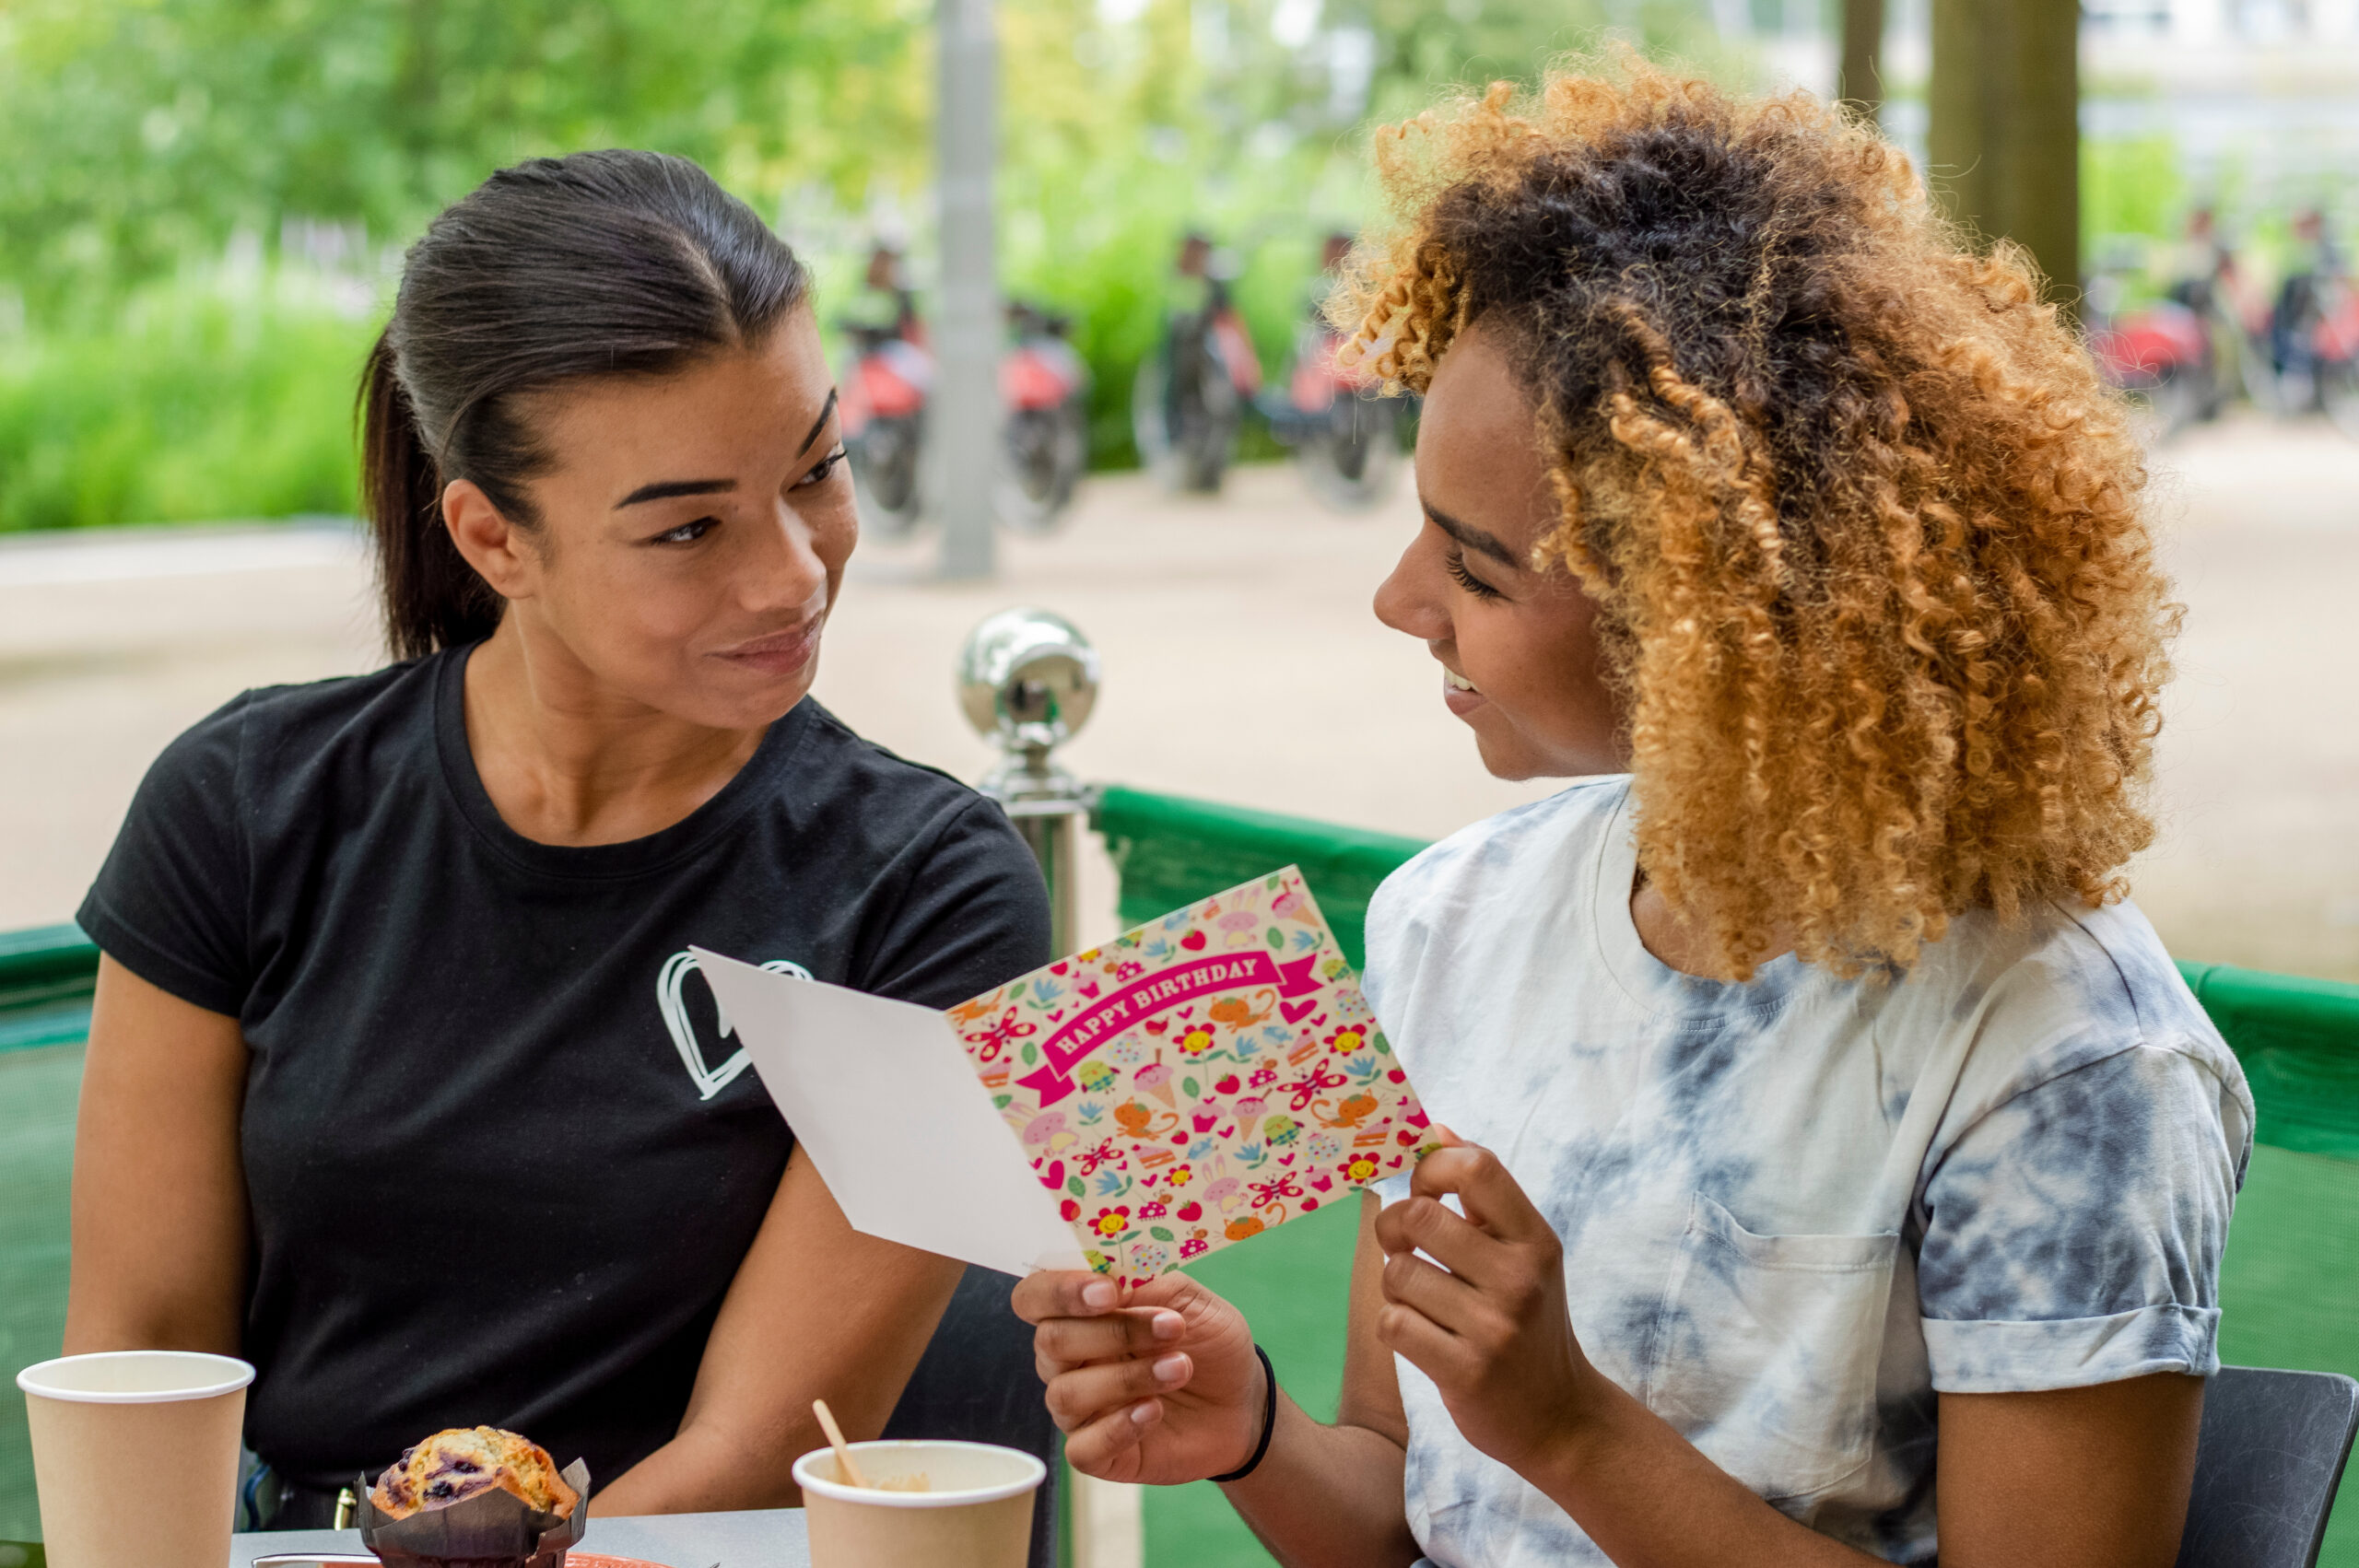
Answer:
[
  {"xmin": 794, "ymin": 1413, "xmax": 1044, "ymax": 1568},
  {"xmin": 17, "ymin": 1350, "xmax": 254, "ymax": 1568}
]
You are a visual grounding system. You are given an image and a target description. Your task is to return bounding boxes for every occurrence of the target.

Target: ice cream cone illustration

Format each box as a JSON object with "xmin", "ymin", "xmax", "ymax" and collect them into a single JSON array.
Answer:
[{"xmin": 1135, "ymin": 1048, "xmax": 1178, "ymax": 1107}]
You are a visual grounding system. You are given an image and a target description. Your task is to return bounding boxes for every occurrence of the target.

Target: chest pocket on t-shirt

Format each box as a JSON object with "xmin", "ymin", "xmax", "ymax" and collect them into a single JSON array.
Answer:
[{"xmin": 1641, "ymin": 1191, "xmax": 1898, "ymax": 1504}]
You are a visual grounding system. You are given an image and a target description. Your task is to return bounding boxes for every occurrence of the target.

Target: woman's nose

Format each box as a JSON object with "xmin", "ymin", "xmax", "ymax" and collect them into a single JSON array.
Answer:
[
  {"xmin": 1373, "ymin": 532, "xmax": 1450, "ymax": 643},
  {"xmin": 741, "ymin": 505, "xmax": 830, "ymax": 614}
]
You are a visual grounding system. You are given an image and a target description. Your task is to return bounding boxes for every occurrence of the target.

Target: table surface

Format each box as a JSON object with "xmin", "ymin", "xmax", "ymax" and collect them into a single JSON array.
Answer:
[{"xmin": 229, "ymin": 1507, "xmax": 812, "ymax": 1568}]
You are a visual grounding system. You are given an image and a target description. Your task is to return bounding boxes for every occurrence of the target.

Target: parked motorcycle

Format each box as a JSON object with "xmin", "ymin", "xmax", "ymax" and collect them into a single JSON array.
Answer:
[
  {"xmin": 2089, "ymin": 294, "xmax": 2215, "ymax": 439},
  {"xmin": 2316, "ymin": 290, "xmax": 2359, "ymax": 442},
  {"xmin": 839, "ymin": 300, "xmax": 1093, "ymax": 536},
  {"xmin": 997, "ymin": 304, "xmax": 1091, "ymax": 534},
  {"xmin": 839, "ymin": 322, "xmax": 933, "ymax": 536}
]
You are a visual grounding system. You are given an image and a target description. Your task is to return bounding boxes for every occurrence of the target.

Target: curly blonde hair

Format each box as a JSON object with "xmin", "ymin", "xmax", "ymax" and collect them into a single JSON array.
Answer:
[{"xmin": 1336, "ymin": 59, "xmax": 2175, "ymax": 980}]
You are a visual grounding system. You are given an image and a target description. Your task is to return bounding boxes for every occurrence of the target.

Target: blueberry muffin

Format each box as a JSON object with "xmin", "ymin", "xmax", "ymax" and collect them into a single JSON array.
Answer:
[{"xmin": 370, "ymin": 1426, "xmax": 580, "ymax": 1519}]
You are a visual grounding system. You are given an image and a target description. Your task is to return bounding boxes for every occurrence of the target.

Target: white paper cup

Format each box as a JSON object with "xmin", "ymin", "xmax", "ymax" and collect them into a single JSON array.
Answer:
[
  {"xmin": 792, "ymin": 1439, "xmax": 1044, "ymax": 1568},
  {"xmin": 17, "ymin": 1350, "xmax": 254, "ymax": 1568}
]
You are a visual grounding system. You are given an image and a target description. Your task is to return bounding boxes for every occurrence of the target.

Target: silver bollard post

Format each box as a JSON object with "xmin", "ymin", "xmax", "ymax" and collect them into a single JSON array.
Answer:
[{"xmin": 958, "ymin": 608, "xmax": 1099, "ymax": 954}]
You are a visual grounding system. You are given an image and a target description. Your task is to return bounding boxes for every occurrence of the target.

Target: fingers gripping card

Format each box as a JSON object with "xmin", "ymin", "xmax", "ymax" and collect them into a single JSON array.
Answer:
[{"xmin": 957, "ymin": 868, "xmax": 1437, "ymax": 1286}]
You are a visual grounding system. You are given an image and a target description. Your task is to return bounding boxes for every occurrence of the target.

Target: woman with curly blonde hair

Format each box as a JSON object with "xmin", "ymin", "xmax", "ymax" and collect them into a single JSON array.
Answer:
[{"xmin": 1017, "ymin": 59, "xmax": 2250, "ymax": 1568}]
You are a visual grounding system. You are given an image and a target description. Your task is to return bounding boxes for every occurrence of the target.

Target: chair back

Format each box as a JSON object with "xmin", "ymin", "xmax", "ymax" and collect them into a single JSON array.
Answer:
[{"xmin": 2177, "ymin": 1366, "xmax": 2359, "ymax": 1568}]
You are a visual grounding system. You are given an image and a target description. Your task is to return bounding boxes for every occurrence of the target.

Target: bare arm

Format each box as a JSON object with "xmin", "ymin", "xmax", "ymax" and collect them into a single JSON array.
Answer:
[
  {"xmin": 1383, "ymin": 1134, "xmax": 2205, "ymax": 1568},
  {"xmin": 594, "ymin": 1145, "xmax": 964, "ymax": 1515},
  {"xmin": 1480, "ymin": 1366, "xmax": 2199, "ymax": 1568},
  {"xmin": 1935, "ymin": 1377, "xmax": 2203, "ymax": 1568},
  {"xmin": 65, "ymin": 955, "xmax": 250, "ymax": 1357}
]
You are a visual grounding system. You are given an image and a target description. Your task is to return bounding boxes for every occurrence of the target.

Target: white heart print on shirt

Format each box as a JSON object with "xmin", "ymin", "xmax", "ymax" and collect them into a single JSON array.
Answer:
[{"xmin": 657, "ymin": 948, "xmax": 813, "ymax": 1100}]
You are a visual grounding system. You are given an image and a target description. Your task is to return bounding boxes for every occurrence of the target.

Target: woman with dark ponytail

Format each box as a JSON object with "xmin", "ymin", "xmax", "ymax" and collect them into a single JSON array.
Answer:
[{"xmin": 65, "ymin": 151, "xmax": 1052, "ymax": 1526}]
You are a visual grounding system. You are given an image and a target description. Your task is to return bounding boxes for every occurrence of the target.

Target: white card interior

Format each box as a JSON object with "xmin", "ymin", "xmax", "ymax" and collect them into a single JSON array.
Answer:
[{"xmin": 691, "ymin": 947, "xmax": 1089, "ymax": 1277}]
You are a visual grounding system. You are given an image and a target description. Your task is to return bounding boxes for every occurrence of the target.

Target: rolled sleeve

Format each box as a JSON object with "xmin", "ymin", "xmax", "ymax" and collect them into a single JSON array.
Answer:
[
  {"xmin": 1915, "ymin": 1042, "xmax": 2246, "ymax": 1393},
  {"xmin": 1923, "ymin": 1302, "xmax": 2222, "ymax": 1393}
]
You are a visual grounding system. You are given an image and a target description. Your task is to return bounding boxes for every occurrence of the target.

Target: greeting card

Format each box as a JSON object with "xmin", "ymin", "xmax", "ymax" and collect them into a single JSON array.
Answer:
[
  {"xmin": 693, "ymin": 868, "xmax": 1435, "ymax": 1287},
  {"xmin": 954, "ymin": 868, "xmax": 1436, "ymax": 1284}
]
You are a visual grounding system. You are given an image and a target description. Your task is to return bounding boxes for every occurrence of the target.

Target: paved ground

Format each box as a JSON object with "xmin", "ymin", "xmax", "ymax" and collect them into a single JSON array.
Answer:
[{"xmin": 2, "ymin": 412, "xmax": 2354, "ymax": 979}]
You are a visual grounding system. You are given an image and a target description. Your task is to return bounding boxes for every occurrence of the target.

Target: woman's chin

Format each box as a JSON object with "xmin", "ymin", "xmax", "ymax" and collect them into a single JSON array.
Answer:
[
  {"xmin": 1467, "ymin": 716, "xmax": 1623, "ymax": 783},
  {"xmin": 656, "ymin": 663, "xmax": 819, "ymax": 733},
  {"xmin": 1469, "ymin": 730, "xmax": 1546, "ymax": 783}
]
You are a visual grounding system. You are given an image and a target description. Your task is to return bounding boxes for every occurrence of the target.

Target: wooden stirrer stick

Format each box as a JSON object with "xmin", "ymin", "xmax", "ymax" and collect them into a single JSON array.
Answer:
[{"xmin": 812, "ymin": 1398, "xmax": 870, "ymax": 1488}]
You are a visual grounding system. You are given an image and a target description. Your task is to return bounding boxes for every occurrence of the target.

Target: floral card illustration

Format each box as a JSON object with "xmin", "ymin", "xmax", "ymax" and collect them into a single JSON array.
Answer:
[{"xmin": 951, "ymin": 868, "xmax": 1437, "ymax": 1286}]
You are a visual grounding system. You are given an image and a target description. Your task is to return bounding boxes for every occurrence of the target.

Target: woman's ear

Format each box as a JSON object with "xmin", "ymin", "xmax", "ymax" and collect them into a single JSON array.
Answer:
[{"xmin": 441, "ymin": 480, "xmax": 540, "ymax": 603}]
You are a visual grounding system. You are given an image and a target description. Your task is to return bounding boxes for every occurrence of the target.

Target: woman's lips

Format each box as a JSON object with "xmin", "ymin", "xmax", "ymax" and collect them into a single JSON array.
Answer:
[
  {"xmin": 1442, "ymin": 665, "xmax": 1485, "ymax": 717},
  {"xmin": 713, "ymin": 619, "xmax": 823, "ymax": 677}
]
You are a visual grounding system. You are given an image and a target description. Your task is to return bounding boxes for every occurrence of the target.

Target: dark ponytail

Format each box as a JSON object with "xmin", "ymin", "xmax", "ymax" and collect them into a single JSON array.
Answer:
[{"xmin": 358, "ymin": 150, "xmax": 812, "ymax": 661}]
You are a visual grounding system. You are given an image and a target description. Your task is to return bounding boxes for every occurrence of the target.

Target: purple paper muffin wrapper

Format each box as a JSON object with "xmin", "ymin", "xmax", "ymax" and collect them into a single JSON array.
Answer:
[{"xmin": 355, "ymin": 1457, "xmax": 589, "ymax": 1568}]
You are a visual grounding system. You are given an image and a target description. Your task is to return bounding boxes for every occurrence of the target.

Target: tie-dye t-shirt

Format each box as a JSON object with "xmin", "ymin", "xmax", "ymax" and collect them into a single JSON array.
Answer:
[{"xmin": 1366, "ymin": 777, "xmax": 2252, "ymax": 1568}]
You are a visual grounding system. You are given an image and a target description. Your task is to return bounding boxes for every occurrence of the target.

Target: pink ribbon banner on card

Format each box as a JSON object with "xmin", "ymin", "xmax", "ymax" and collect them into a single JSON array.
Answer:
[{"xmin": 1015, "ymin": 951, "xmax": 1324, "ymax": 1106}]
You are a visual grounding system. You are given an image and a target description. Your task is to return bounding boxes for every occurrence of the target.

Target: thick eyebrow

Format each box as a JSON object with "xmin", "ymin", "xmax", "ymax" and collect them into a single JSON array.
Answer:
[
  {"xmin": 795, "ymin": 388, "xmax": 841, "ymax": 457},
  {"xmin": 1421, "ymin": 497, "xmax": 1522, "ymax": 568},
  {"xmin": 612, "ymin": 389, "xmax": 841, "ymax": 509},
  {"xmin": 616, "ymin": 476, "xmax": 734, "ymax": 509}
]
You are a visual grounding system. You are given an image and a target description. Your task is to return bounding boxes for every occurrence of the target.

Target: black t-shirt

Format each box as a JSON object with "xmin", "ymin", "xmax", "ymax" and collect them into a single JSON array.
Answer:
[{"xmin": 78, "ymin": 647, "xmax": 1050, "ymax": 1492}]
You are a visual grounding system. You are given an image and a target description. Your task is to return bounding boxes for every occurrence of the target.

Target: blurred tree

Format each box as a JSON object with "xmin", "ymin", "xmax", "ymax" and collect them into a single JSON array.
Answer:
[
  {"xmin": 1928, "ymin": 0, "xmax": 2079, "ymax": 305},
  {"xmin": 1838, "ymin": 0, "xmax": 1882, "ymax": 119},
  {"xmin": 0, "ymin": 0, "xmax": 928, "ymax": 315},
  {"xmin": 1344, "ymin": 0, "xmax": 1717, "ymax": 124},
  {"xmin": 0, "ymin": 0, "xmax": 1755, "ymax": 525},
  {"xmin": 0, "ymin": 0, "xmax": 1743, "ymax": 324}
]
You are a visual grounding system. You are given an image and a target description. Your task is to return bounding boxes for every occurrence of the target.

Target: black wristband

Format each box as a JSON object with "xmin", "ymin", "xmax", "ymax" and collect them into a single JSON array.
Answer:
[{"xmin": 1209, "ymin": 1342, "xmax": 1278, "ymax": 1484}]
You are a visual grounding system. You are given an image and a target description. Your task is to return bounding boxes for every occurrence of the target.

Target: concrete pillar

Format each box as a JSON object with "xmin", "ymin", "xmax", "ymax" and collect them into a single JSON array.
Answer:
[{"xmin": 934, "ymin": 0, "xmax": 999, "ymax": 580}]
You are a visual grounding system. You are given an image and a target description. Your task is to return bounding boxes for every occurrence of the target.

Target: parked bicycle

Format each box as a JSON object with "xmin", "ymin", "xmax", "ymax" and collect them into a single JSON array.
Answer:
[
  {"xmin": 2259, "ymin": 210, "xmax": 2359, "ymax": 439},
  {"xmin": 1263, "ymin": 231, "xmax": 1404, "ymax": 511},
  {"xmin": 1133, "ymin": 233, "xmax": 1262, "ymax": 494}
]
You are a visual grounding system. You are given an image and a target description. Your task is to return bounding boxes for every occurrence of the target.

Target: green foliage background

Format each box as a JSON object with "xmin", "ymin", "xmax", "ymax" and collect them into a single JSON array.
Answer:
[
  {"xmin": 0, "ymin": 0, "xmax": 1732, "ymax": 532},
  {"xmin": 0, "ymin": 0, "xmax": 2300, "ymax": 532}
]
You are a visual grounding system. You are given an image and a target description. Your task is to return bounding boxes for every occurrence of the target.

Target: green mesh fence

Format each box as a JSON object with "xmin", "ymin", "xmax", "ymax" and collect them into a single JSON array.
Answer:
[
  {"xmin": 5, "ymin": 789, "xmax": 2355, "ymax": 1561},
  {"xmin": 0, "ymin": 1043, "xmax": 77, "ymax": 1545},
  {"xmin": 0, "ymin": 927, "xmax": 94, "ymax": 1059},
  {"xmin": 1093, "ymin": 787, "xmax": 1430, "ymax": 974},
  {"xmin": 0, "ymin": 926, "xmax": 97, "ymax": 1546}
]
